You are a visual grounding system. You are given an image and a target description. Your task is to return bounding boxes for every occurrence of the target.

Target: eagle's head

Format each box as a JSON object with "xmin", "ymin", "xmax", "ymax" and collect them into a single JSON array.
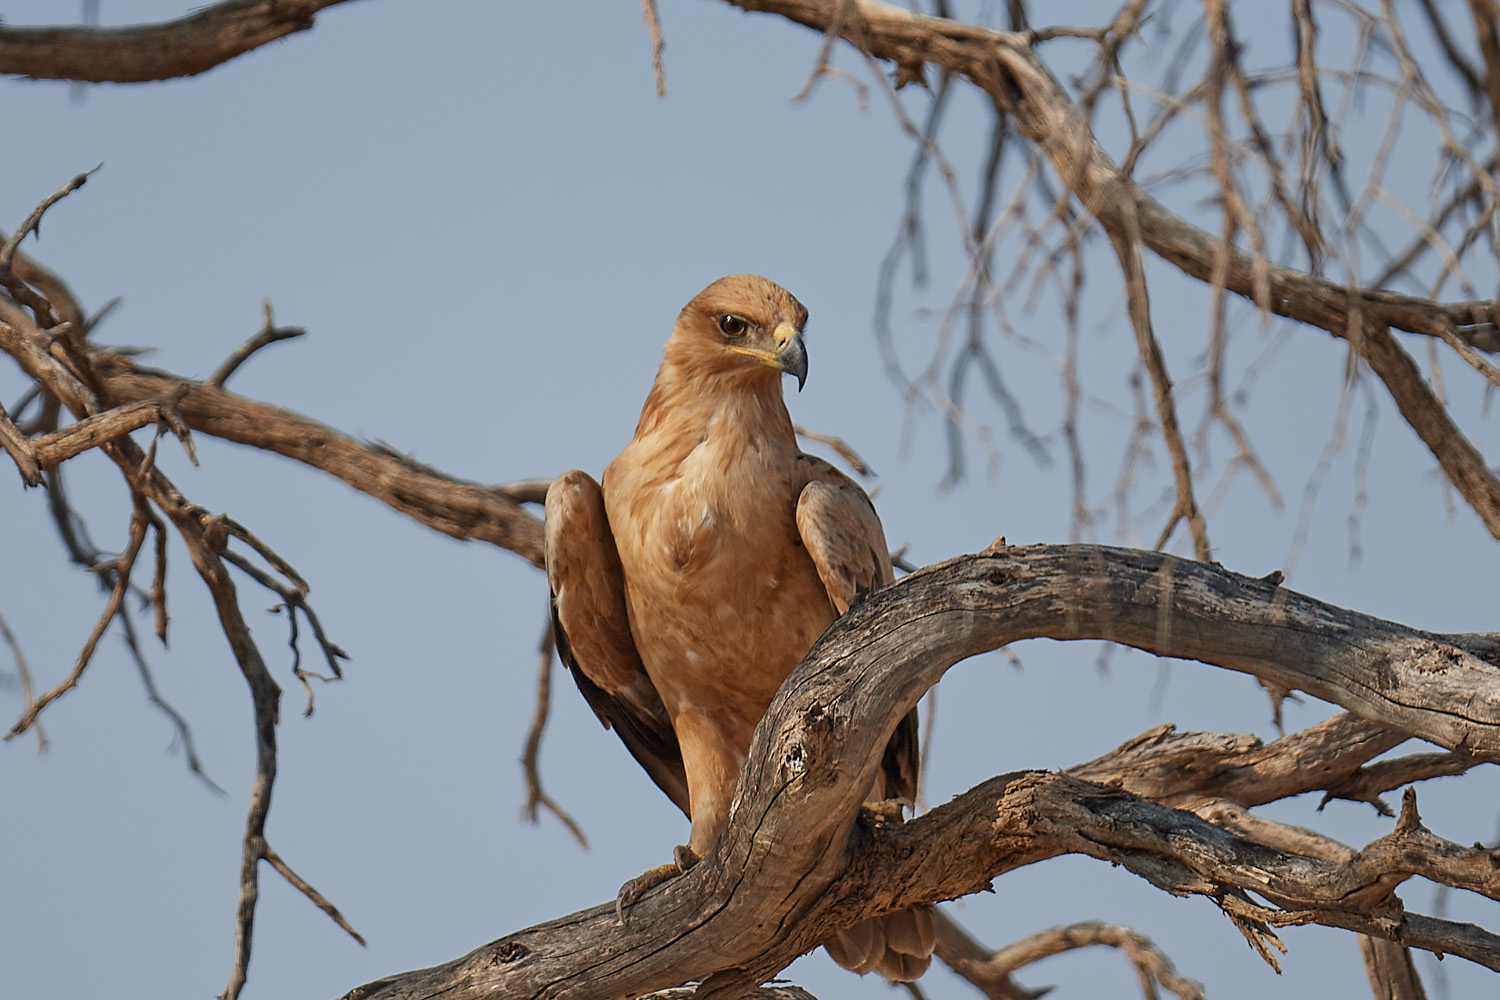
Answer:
[{"xmin": 669, "ymin": 274, "xmax": 810, "ymax": 391}]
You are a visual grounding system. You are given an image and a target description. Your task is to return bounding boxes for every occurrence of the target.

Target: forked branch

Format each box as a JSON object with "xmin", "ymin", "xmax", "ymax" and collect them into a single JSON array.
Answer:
[
  {"xmin": 0, "ymin": 191, "xmax": 360, "ymax": 1000},
  {"xmin": 341, "ymin": 543, "xmax": 1500, "ymax": 999}
]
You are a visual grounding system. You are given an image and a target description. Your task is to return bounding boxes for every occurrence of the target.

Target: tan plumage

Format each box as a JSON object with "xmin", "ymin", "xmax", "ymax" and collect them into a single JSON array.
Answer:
[{"xmin": 545, "ymin": 274, "xmax": 932, "ymax": 980}]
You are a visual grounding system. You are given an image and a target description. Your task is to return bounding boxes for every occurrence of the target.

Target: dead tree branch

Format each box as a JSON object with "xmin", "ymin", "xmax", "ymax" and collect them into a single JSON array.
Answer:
[
  {"xmin": 0, "ymin": 399, "xmax": 42, "ymax": 485},
  {"xmin": 341, "ymin": 542, "xmax": 1500, "ymax": 999},
  {"xmin": 521, "ymin": 617, "xmax": 588, "ymax": 848},
  {"xmin": 5, "ymin": 488, "xmax": 156, "ymax": 740},
  {"xmin": 0, "ymin": 189, "xmax": 357, "ymax": 999},
  {"xmin": 27, "ymin": 386, "xmax": 193, "ymax": 470},
  {"xmin": 1108, "ymin": 225, "xmax": 1211, "ymax": 559},
  {"xmin": 929, "ymin": 910, "xmax": 1048, "ymax": 1000},
  {"xmin": 950, "ymin": 919, "xmax": 1206, "ymax": 1000},
  {"xmin": 208, "ymin": 299, "xmax": 306, "ymax": 388},
  {"xmin": 95, "ymin": 356, "xmax": 546, "ymax": 567},
  {"xmin": 0, "ymin": 0, "xmax": 362, "ymax": 83},
  {"xmin": 0, "ymin": 611, "xmax": 45, "ymax": 751},
  {"xmin": 724, "ymin": 0, "xmax": 1500, "ymax": 538}
]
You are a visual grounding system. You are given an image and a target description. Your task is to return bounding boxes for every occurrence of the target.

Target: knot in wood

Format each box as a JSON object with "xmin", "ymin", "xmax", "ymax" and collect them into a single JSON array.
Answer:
[
  {"xmin": 781, "ymin": 703, "xmax": 835, "ymax": 780},
  {"xmin": 782, "ymin": 741, "xmax": 806, "ymax": 776},
  {"xmin": 794, "ymin": 702, "xmax": 835, "ymax": 742},
  {"xmin": 1411, "ymin": 643, "xmax": 1464, "ymax": 674},
  {"xmin": 487, "ymin": 941, "xmax": 528, "ymax": 966},
  {"xmin": 980, "ymin": 564, "xmax": 1010, "ymax": 587}
]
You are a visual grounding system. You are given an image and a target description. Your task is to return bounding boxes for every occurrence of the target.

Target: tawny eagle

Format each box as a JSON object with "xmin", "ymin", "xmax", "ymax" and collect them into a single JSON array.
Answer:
[{"xmin": 544, "ymin": 274, "xmax": 933, "ymax": 979}]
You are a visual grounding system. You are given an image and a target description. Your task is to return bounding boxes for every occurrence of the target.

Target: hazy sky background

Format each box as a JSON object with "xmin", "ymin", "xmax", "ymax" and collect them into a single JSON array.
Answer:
[{"xmin": 3, "ymin": 2, "xmax": 1496, "ymax": 999}]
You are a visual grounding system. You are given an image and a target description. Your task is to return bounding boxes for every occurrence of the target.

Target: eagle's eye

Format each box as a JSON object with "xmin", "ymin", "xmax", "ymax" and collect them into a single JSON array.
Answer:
[{"xmin": 717, "ymin": 314, "xmax": 748, "ymax": 338}]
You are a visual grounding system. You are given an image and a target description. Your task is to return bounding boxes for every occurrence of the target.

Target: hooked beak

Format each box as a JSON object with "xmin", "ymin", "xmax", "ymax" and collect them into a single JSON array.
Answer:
[{"xmin": 771, "ymin": 322, "xmax": 808, "ymax": 392}]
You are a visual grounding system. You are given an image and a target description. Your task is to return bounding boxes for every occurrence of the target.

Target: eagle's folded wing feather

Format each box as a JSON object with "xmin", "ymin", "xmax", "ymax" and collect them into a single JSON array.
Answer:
[
  {"xmin": 795, "ymin": 462, "xmax": 919, "ymax": 804},
  {"xmin": 545, "ymin": 469, "xmax": 689, "ymax": 815},
  {"xmin": 795, "ymin": 464, "xmax": 894, "ymax": 612}
]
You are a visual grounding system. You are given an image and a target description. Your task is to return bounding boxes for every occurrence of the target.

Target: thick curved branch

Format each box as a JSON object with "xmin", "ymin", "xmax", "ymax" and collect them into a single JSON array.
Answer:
[
  {"xmin": 0, "ymin": 0, "xmax": 360, "ymax": 83},
  {"xmin": 342, "ymin": 543, "xmax": 1500, "ymax": 999},
  {"xmin": 343, "ymin": 772, "xmax": 1499, "ymax": 1000}
]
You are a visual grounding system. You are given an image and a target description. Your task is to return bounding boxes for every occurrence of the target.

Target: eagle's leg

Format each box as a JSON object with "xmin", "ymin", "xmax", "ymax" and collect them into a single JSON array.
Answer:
[
  {"xmin": 615, "ymin": 844, "xmax": 701, "ymax": 923},
  {"xmin": 615, "ymin": 709, "xmax": 737, "ymax": 922}
]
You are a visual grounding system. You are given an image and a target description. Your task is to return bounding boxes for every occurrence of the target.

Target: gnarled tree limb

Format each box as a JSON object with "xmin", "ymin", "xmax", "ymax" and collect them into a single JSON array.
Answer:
[{"xmin": 341, "ymin": 543, "xmax": 1500, "ymax": 999}]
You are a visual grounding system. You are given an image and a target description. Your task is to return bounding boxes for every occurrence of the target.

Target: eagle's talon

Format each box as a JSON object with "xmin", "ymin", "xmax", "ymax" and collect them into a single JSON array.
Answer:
[
  {"xmin": 615, "ymin": 846, "xmax": 701, "ymax": 924},
  {"xmin": 859, "ymin": 799, "xmax": 909, "ymax": 826}
]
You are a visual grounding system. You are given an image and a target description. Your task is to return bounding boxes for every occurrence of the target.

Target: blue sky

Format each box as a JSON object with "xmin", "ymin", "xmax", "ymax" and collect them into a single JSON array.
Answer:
[{"xmin": 3, "ymin": 3, "xmax": 1496, "ymax": 999}]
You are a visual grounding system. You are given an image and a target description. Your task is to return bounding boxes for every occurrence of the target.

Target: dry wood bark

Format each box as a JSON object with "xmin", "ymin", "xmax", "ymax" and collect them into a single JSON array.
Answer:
[
  {"xmin": 339, "ymin": 544, "xmax": 1500, "ymax": 1000},
  {"xmin": 94, "ymin": 354, "xmax": 547, "ymax": 567},
  {"xmin": 0, "ymin": 0, "xmax": 359, "ymax": 83}
]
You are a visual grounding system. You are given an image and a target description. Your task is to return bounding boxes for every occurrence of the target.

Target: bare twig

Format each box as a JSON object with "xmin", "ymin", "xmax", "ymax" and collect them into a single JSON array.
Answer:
[
  {"xmin": 0, "ymin": 165, "xmax": 98, "ymax": 268},
  {"xmin": 793, "ymin": 424, "xmax": 875, "ymax": 477},
  {"xmin": 0, "ymin": 212, "xmax": 347, "ymax": 1000},
  {"xmin": 1467, "ymin": 0, "xmax": 1500, "ymax": 147},
  {"xmin": 874, "ymin": 70, "xmax": 952, "ymax": 387},
  {"xmin": 98, "ymin": 362, "xmax": 547, "ymax": 567},
  {"xmin": 217, "ymin": 546, "xmax": 347, "ymax": 716},
  {"xmin": 1108, "ymin": 225, "xmax": 1211, "ymax": 560},
  {"xmin": 959, "ymin": 919, "xmax": 1207, "ymax": 1000},
  {"xmin": 931, "ymin": 909, "xmax": 1047, "ymax": 1000},
  {"xmin": 725, "ymin": 0, "xmax": 1500, "ymax": 538},
  {"xmin": 521, "ymin": 617, "xmax": 588, "ymax": 848},
  {"xmin": 1321, "ymin": 751, "xmax": 1480, "ymax": 815},
  {"xmin": 117, "ymin": 609, "xmax": 223, "ymax": 793},
  {"xmin": 6, "ymin": 499, "xmax": 151, "ymax": 740},
  {"xmin": 1435, "ymin": 318, "xmax": 1500, "ymax": 388},
  {"xmin": 0, "ymin": 611, "xmax": 46, "ymax": 751},
  {"xmin": 263, "ymin": 842, "xmax": 366, "ymax": 946},
  {"xmin": 1419, "ymin": 0, "xmax": 1484, "ymax": 101},
  {"xmin": 207, "ymin": 299, "xmax": 306, "ymax": 388},
  {"xmin": 640, "ymin": 0, "xmax": 667, "ymax": 97}
]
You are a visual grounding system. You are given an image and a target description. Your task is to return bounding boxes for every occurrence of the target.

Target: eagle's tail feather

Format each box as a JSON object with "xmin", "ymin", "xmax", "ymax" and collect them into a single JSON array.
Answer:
[{"xmin": 824, "ymin": 904, "xmax": 935, "ymax": 982}]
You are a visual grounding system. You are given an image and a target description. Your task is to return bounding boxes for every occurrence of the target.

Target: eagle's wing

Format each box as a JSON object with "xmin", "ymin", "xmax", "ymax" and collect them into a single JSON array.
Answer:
[
  {"xmin": 797, "ymin": 459, "xmax": 933, "ymax": 979},
  {"xmin": 795, "ymin": 461, "xmax": 919, "ymax": 805},
  {"xmin": 795, "ymin": 463, "xmax": 894, "ymax": 611},
  {"xmin": 545, "ymin": 470, "xmax": 690, "ymax": 815}
]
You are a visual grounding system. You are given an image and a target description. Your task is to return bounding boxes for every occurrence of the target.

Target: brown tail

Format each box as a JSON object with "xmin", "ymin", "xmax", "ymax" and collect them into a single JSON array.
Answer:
[{"xmin": 823, "ymin": 904, "xmax": 935, "ymax": 981}]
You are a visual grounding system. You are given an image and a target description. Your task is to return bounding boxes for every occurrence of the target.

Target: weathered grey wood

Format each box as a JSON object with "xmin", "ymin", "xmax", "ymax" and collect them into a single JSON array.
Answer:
[{"xmin": 340, "ymin": 544, "xmax": 1500, "ymax": 1000}]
